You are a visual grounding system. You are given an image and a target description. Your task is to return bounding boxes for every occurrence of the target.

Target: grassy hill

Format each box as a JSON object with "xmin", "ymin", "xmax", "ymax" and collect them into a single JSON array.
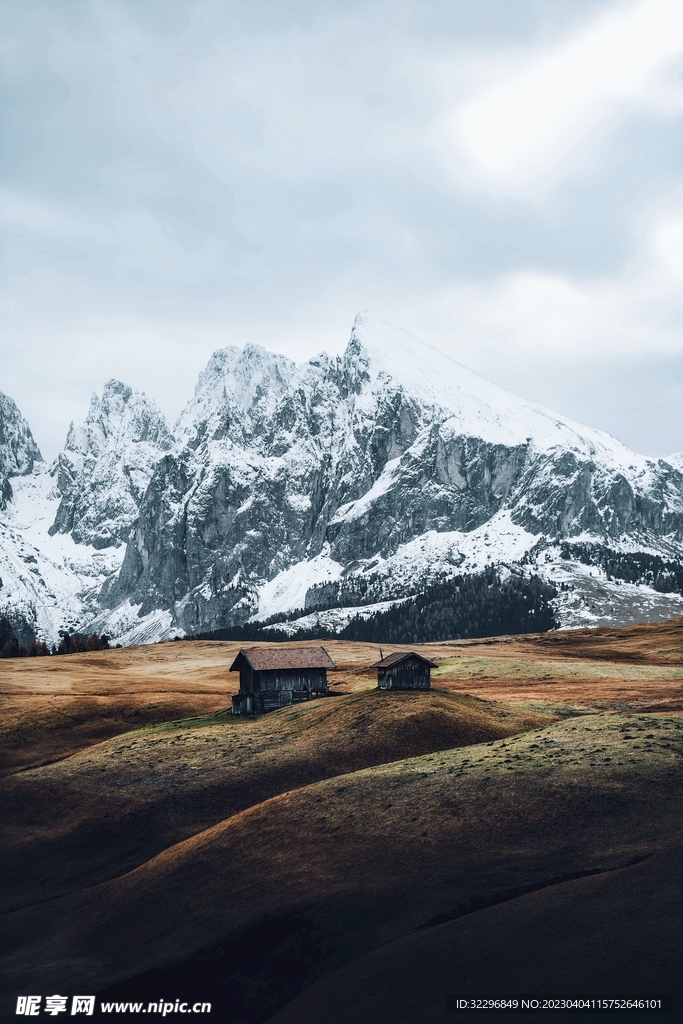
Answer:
[
  {"xmin": 1, "ymin": 624, "xmax": 683, "ymax": 1023},
  {"xmin": 3, "ymin": 621, "xmax": 682, "ymax": 773},
  {"xmin": 2, "ymin": 688, "xmax": 551, "ymax": 912},
  {"xmin": 2, "ymin": 713, "xmax": 682, "ymax": 1023}
]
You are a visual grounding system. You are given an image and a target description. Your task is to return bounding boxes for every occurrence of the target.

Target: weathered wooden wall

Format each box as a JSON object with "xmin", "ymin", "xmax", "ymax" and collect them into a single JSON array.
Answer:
[
  {"xmin": 232, "ymin": 667, "xmax": 329, "ymax": 714},
  {"xmin": 256, "ymin": 668, "xmax": 328, "ymax": 692},
  {"xmin": 239, "ymin": 664, "xmax": 255, "ymax": 693},
  {"xmin": 378, "ymin": 657, "xmax": 430, "ymax": 691}
]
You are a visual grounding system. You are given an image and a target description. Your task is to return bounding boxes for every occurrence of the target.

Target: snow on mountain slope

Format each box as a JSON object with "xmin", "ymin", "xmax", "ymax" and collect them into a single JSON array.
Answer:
[
  {"xmin": 350, "ymin": 312, "xmax": 656, "ymax": 470},
  {"xmin": 85, "ymin": 600, "xmax": 178, "ymax": 647},
  {"xmin": 262, "ymin": 598, "xmax": 411, "ymax": 638},
  {"xmin": 262, "ymin": 509, "xmax": 683, "ymax": 636},
  {"xmin": 175, "ymin": 344, "xmax": 298, "ymax": 448},
  {"xmin": 50, "ymin": 379, "xmax": 173, "ymax": 548},
  {"xmin": 3, "ymin": 312, "xmax": 683, "ymax": 644},
  {"xmin": 255, "ymin": 548, "xmax": 345, "ymax": 622},
  {"xmin": 103, "ymin": 347, "xmax": 369, "ymax": 634},
  {"xmin": 0, "ymin": 382, "xmax": 167, "ymax": 643},
  {"xmin": 327, "ymin": 315, "xmax": 683, "ymax": 554},
  {"xmin": 535, "ymin": 546, "xmax": 683, "ymax": 629},
  {"xmin": 0, "ymin": 390, "xmax": 42, "ymax": 509},
  {"xmin": 0, "ymin": 467, "xmax": 123, "ymax": 642},
  {"xmin": 258, "ymin": 511, "xmax": 536, "ymax": 620},
  {"xmin": 95, "ymin": 312, "xmax": 683, "ymax": 640}
]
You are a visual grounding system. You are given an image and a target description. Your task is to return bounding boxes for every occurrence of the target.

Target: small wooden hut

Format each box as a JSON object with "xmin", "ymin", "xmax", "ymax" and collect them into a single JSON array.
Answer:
[
  {"xmin": 373, "ymin": 651, "xmax": 437, "ymax": 691},
  {"xmin": 230, "ymin": 646, "xmax": 336, "ymax": 715}
]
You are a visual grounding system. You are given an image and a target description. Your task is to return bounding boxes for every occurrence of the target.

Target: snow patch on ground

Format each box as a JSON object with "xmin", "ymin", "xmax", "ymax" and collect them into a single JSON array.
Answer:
[
  {"xmin": 255, "ymin": 548, "xmax": 344, "ymax": 620},
  {"xmin": 262, "ymin": 598, "xmax": 409, "ymax": 637},
  {"xmin": 534, "ymin": 548, "xmax": 683, "ymax": 629},
  {"xmin": 87, "ymin": 601, "xmax": 182, "ymax": 647}
]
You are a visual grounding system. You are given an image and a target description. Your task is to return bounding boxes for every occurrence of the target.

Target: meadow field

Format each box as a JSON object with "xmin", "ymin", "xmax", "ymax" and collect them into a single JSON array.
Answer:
[{"xmin": 1, "ymin": 623, "xmax": 682, "ymax": 1023}]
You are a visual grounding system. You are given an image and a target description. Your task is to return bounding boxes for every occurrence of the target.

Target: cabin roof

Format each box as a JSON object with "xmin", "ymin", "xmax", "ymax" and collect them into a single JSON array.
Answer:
[
  {"xmin": 372, "ymin": 650, "xmax": 438, "ymax": 669},
  {"xmin": 229, "ymin": 646, "xmax": 337, "ymax": 672}
]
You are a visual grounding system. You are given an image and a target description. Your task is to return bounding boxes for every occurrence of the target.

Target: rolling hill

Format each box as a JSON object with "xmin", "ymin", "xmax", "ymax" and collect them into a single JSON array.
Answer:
[{"xmin": 1, "ymin": 627, "xmax": 682, "ymax": 1023}]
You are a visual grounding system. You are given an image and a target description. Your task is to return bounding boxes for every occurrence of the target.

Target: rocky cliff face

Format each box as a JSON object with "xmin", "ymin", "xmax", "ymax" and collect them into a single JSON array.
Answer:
[
  {"xmin": 49, "ymin": 380, "xmax": 173, "ymax": 548},
  {"xmin": 2, "ymin": 313, "xmax": 683, "ymax": 645},
  {"xmin": 0, "ymin": 391, "xmax": 42, "ymax": 508},
  {"xmin": 101, "ymin": 313, "xmax": 683, "ymax": 638},
  {"xmin": 0, "ymin": 391, "xmax": 124, "ymax": 646}
]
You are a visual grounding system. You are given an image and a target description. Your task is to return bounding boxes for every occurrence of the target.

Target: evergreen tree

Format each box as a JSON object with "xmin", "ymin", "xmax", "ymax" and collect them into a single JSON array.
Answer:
[{"xmin": 196, "ymin": 569, "xmax": 559, "ymax": 644}]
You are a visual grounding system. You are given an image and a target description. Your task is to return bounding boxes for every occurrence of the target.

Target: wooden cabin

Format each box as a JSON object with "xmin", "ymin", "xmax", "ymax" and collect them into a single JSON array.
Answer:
[
  {"xmin": 373, "ymin": 651, "xmax": 437, "ymax": 691},
  {"xmin": 230, "ymin": 646, "xmax": 336, "ymax": 715}
]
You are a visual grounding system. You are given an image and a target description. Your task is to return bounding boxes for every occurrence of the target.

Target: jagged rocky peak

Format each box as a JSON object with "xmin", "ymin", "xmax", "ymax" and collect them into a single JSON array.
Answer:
[
  {"xmin": 50, "ymin": 379, "xmax": 173, "ymax": 549},
  {"xmin": 97, "ymin": 311, "xmax": 683, "ymax": 641},
  {"xmin": 343, "ymin": 310, "xmax": 523, "ymax": 439},
  {"xmin": 175, "ymin": 343, "xmax": 298, "ymax": 448},
  {"xmin": 64, "ymin": 379, "xmax": 172, "ymax": 455},
  {"xmin": 347, "ymin": 313, "xmax": 631, "ymax": 456},
  {"xmin": 0, "ymin": 390, "xmax": 43, "ymax": 508}
]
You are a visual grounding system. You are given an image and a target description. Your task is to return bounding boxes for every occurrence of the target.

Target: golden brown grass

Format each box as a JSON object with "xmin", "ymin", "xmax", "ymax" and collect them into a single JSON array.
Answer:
[
  {"xmin": 0, "ymin": 641, "xmax": 233, "ymax": 773},
  {"xmin": 2, "ymin": 621, "xmax": 683, "ymax": 1023},
  {"xmin": 3, "ymin": 616, "xmax": 683, "ymax": 774},
  {"xmin": 2, "ymin": 714, "xmax": 681, "ymax": 1021},
  {"xmin": 1, "ymin": 688, "xmax": 552, "ymax": 912}
]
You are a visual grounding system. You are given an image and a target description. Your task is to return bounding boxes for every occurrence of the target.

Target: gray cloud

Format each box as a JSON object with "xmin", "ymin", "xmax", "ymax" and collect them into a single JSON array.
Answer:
[{"xmin": 0, "ymin": 0, "xmax": 681, "ymax": 459}]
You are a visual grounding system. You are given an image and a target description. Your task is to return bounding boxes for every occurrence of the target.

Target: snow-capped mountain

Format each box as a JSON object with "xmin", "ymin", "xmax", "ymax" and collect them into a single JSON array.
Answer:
[
  {"xmin": 0, "ymin": 468, "xmax": 124, "ymax": 644},
  {"xmin": 0, "ymin": 382, "xmax": 172, "ymax": 642},
  {"xmin": 50, "ymin": 379, "xmax": 173, "ymax": 548},
  {"xmin": 0, "ymin": 391, "xmax": 42, "ymax": 508},
  {"xmin": 2, "ymin": 312, "xmax": 683, "ymax": 645},
  {"xmin": 99, "ymin": 312, "xmax": 683, "ymax": 640}
]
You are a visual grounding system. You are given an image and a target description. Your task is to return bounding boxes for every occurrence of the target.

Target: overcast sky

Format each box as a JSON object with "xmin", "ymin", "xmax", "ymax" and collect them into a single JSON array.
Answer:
[{"xmin": 2, "ymin": 0, "xmax": 683, "ymax": 459}]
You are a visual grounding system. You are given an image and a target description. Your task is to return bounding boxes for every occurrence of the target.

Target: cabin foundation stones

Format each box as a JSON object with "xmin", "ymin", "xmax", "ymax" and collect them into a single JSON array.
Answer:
[
  {"xmin": 373, "ymin": 651, "xmax": 437, "ymax": 690},
  {"xmin": 231, "ymin": 646, "xmax": 336, "ymax": 715}
]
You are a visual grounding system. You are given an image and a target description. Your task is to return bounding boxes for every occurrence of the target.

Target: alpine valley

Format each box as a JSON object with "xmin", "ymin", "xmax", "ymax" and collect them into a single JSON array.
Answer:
[{"xmin": 2, "ymin": 312, "xmax": 683, "ymax": 647}]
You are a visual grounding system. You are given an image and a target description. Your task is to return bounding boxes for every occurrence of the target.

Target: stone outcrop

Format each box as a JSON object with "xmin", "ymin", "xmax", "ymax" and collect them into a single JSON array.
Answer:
[
  {"xmin": 102, "ymin": 314, "xmax": 683, "ymax": 635},
  {"xmin": 0, "ymin": 391, "xmax": 42, "ymax": 508},
  {"xmin": 3, "ymin": 313, "xmax": 683, "ymax": 644},
  {"xmin": 49, "ymin": 380, "xmax": 173, "ymax": 548}
]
